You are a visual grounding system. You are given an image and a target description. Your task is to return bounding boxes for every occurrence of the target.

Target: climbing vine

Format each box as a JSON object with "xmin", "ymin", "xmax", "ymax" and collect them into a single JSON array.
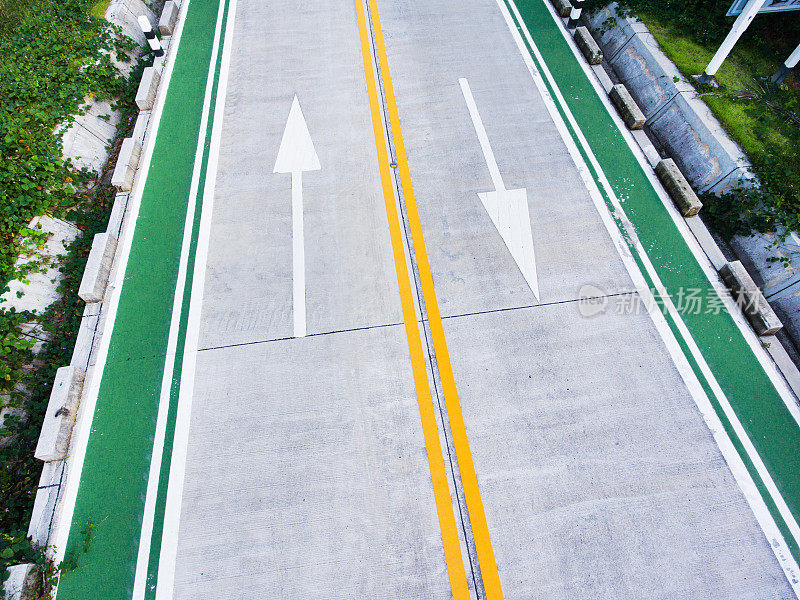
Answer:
[{"xmin": 0, "ymin": 0, "xmax": 143, "ymax": 590}]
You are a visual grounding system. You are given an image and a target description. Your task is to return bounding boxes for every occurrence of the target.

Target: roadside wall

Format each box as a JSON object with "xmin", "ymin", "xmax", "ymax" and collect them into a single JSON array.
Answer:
[{"xmin": 585, "ymin": 3, "xmax": 800, "ymax": 356}]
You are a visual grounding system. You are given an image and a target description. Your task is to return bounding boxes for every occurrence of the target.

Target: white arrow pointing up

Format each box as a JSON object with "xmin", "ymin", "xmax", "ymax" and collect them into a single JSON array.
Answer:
[
  {"xmin": 459, "ymin": 78, "xmax": 539, "ymax": 301},
  {"xmin": 274, "ymin": 95, "xmax": 321, "ymax": 338}
]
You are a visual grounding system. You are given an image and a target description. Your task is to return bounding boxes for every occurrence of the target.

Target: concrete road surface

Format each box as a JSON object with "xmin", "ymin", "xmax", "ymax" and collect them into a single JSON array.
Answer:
[{"xmin": 52, "ymin": 0, "xmax": 800, "ymax": 598}]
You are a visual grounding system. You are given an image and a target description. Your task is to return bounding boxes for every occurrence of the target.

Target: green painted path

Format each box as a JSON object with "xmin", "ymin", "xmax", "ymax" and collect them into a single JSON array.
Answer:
[
  {"xmin": 56, "ymin": 0, "xmax": 228, "ymax": 596},
  {"xmin": 506, "ymin": 0, "xmax": 800, "ymax": 563}
]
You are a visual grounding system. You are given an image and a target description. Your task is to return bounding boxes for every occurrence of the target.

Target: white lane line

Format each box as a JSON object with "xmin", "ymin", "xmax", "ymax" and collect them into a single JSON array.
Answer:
[
  {"xmin": 539, "ymin": 0, "xmax": 800, "ymax": 429},
  {"xmin": 154, "ymin": 0, "xmax": 238, "ymax": 595},
  {"xmin": 50, "ymin": 0, "xmax": 194, "ymax": 580},
  {"xmin": 130, "ymin": 0, "xmax": 229, "ymax": 597},
  {"xmin": 458, "ymin": 77, "xmax": 540, "ymax": 301},
  {"xmin": 273, "ymin": 96, "xmax": 321, "ymax": 338},
  {"xmin": 496, "ymin": 0, "xmax": 800, "ymax": 592}
]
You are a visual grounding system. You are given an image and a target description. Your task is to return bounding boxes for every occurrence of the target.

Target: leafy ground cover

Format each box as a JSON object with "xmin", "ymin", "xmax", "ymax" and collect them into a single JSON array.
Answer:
[
  {"xmin": 0, "ymin": 0, "xmax": 144, "ymax": 591},
  {"xmin": 586, "ymin": 0, "xmax": 800, "ymax": 240}
]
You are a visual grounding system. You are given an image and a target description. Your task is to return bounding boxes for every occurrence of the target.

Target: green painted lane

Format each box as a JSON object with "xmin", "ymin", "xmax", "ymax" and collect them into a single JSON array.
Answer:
[
  {"xmin": 141, "ymin": 1, "xmax": 230, "ymax": 594},
  {"xmin": 506, "ymin": 0, "xmax": 800, "ymax": 562},
  {"xmin": 57, "ymin": 0, "xmax": 224, "ymax": 596}
]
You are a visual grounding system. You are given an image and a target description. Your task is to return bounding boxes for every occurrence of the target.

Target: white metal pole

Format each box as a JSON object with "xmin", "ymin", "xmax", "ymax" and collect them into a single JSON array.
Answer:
[
  {"xmin": 137, "ymin": 15, "xmax": 164, "ymax": 57},
  {"xmin": 699, "ymin": 0, "xmax": 767, "ymax": 83},
  {"xmin": 568, "ymin": 0, "xmax": 583, "ymax": 28},
  {"xmin": 772, "ymin": 40, "xmax": 800, "ymax": 84}
]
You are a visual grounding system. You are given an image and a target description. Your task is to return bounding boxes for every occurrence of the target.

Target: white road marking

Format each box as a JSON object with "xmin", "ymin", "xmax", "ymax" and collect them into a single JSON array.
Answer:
[
  {"xmin": 51, "ymin": 0, "xmax": 194, "ymax": 584},
  {"xmin": 496, "ymin": 0, "xmax": 800, "ymax": 592},
  {"xmin": 459, "ymin": 77, "xmax": 539, "ymax": 301},
  {"xmin": 154, "ymin": 0, "xmax": 238, "ymax": 596},
  {"xmin": 130, "ymin": 0, "xmax": 229, "ymax": 597},
  {"xmin": 274, "ymin": 96, "xmax": 321, "ymax": 338}
]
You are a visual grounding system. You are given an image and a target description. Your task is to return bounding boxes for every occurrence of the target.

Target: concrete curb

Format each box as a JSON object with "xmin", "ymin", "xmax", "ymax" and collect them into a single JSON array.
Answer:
[
  {"xmin": 609, "ymin": 83, "xmax": 645, "ymax": 130},
  {"xmin": 110, "ymin": 136, "xmax": 143, "ymax": 192},
  {"xmin": 574, "ymin": 26, "xmax": 603, "ymax": 65},
  {"xmin": 34, "ymin": 366, "xmax": 85, "ymax": 462},
  {"xmin": 135, "ymin": 66, "xmax": 161, "ymax": 111},
  {"xmin": 551, "ymin": 0, "xmax": 573, "ymax": 18},
  {"xmin": 159, "ymin": 0, "xmax": 179, "ymax": 35},
  {"xmin": 720, "ymin": 261, "xmax": 783, "ymax": 336},
  {"xmin": 78, "ymin": 233, "xmax": 118, "ymax": 303},
  {"xmin": 655, "ymin": 158, "xmax": 703, "ymax": 217}
]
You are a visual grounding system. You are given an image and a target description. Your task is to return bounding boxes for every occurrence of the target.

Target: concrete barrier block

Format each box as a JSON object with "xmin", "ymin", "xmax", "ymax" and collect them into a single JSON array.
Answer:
[
  {"xmin": 110, "ymin": 137, "xmax": 142, "ymax": 192},
  {"xmin": 574, "ymin": 27, "xmax": 603, "ymax": 65},
  {"xmin": 655, "ymin": 159, "xmax": 702, "ymax": 217},
  {"xmin": 159, "ymin": 0, "xmax": 179, "ymax": 35},
  {"xmin": 78, "ymin": 233, "xmax": 117, "ymax": 303},
  {"xmin": 720, "ymin": 261, "xmax": 783, "ymax": 336},
  {"xmin": 135, "ymin": 66, "xmax": 161, "ymax": 111},
  {"xmin": 609, "ymin": 84, "xmax": 645, "ymax": 129},
  {"xmin": 34, "ymin": 366, "xmax": 85, "ymax": 461},
  {"xmin": 552, "ymin": 0, "xmax": 572, "ymax": 17},
  {"xmin": 4, "ymin": 563, "xmax": 36, "ymax": 600}
]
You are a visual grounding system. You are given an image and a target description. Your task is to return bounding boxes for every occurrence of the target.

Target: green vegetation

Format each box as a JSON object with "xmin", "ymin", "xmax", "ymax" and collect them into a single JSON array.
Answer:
[
  {"xmin": 0, "ymin": 0, "xmax": 143, "ymax": 591},
  {"xmin": 586, "ymin": 0, "xmax": 800, "ymax": 240},
  {"xmin": 90, "ymin": 0, "xmax": 110, "ymax": 19},
  {"xmin": 0, "ymin": 0, "xmax": 29, "ymax": 41}
]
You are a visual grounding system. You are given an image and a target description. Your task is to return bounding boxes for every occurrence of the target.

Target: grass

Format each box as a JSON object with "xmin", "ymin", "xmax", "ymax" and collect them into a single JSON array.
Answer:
[{"xmin": 637, "ymin": 10, "xmax": 796, "ymax": 164}]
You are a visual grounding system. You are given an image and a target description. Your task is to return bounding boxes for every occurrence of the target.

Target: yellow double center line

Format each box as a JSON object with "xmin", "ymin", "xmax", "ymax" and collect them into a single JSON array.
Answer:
[{"xmin": 355, "ymin": 1, "xmax": 505, "ymax": 599}]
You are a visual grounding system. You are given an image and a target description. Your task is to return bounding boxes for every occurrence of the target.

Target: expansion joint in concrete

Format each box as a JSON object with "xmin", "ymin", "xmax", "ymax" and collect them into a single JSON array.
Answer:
[
  {"xmin": 605, "ymin": 31, "xmax": 636, "ymax": 63},
  {"xmin": 361, "ymin": 0, "xmax": 484, "ymax": 597}
]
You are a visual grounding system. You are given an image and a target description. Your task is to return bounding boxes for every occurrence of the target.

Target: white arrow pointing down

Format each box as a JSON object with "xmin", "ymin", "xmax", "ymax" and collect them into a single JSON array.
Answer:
[
  {"xmin": 460, "ymin": 78, "xmax": 540, "ymax": 301},
  {"xmin": 274, "ymin": 95, "xmax": 321, "ymax": 338}
]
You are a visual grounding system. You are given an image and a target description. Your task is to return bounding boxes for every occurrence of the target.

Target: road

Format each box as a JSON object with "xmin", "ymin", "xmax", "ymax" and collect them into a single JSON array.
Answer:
[{"xmin": 51, "ymin": 0, "xmax": 800, "ymax": 598}]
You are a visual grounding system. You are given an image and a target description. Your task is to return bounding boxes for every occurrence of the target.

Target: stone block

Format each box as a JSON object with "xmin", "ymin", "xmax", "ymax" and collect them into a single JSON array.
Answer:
[
  {"xmin": 110, "ymin": 137, "xmax": 142, "ymax": 192},
  {"xmin": 720, "ymin": 261, "xmax": 783, "ymax": 336},
  {"xmin": 159, "ymin": 0, "xmax": 179, "ymax": 35},
  {"xmin": 609, "ymin": 83, "xmax": 645, "ymax": 129},
  {"xmin": 655, "ymin": 159, "xmax": 702, "ymax": 217},
  {"xmin": 70, "ymin": 307, "xmax": 99, "ymax": 370},
  {"xmin": 135, "ymin": 66, "xmax": 161, "ymax": 111},
  {"xmin": 574, "ymin": 27, "xmax": 603, "ymax": 65},
  {"xmin": 552, "ymin": 0, "xmax": 573, "ymax": 18},
  {"xmin": 34, "ymin": 366, "xmax": 85, "ymax": 461},
  {"xmin": 78, "ymin": 233, "xmax": 117, "ymax": 303}
]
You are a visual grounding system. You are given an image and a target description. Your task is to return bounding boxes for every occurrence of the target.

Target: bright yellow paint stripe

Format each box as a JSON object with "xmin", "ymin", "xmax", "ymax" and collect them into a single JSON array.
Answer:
[
  {"xmin": 354, "ymin": 1, "xmax": 471, "ymax": 598},
  {"xmin": 363, "ymin": 0, "xmax": 506, "ymax": 598}
]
